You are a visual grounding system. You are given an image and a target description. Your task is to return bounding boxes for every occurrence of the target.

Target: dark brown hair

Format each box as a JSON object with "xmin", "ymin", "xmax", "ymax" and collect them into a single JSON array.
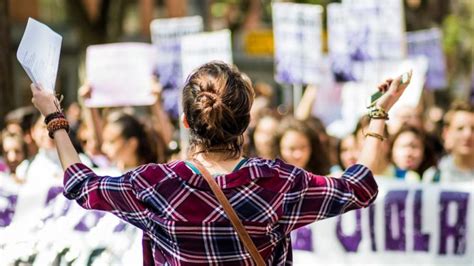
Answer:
[
  {"xmin": 110, "ymin": 113, "xmax": 167, "ymax": 164},
  {"xmin": 389, "ymin": 125, "xmax": 436, "ymax": 176},
  {"xmin": 273, "ymin": 117, "xmax": 331, "ymax": 175},
  {"xmin": 182, "ymin": 61, "xmax": 255, "ymax": 159}
]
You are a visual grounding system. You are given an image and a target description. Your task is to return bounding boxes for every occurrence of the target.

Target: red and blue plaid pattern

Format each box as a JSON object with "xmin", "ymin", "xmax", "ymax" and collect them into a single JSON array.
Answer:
[{"xmin": 64, "ymin": 158, "xmax": 378, "ymax": 265}]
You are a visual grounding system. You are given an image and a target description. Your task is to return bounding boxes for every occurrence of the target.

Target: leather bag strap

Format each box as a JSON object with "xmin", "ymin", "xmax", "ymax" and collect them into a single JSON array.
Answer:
[{"xmin": 190, "ymin": 159, "xmax": 266, "ymax": 266}]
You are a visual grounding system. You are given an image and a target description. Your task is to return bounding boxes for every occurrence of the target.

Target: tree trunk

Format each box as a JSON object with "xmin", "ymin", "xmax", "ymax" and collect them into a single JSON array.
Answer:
[{"xmin": 0, "ymin": 0, "xmax": 14, "ymax": 127}]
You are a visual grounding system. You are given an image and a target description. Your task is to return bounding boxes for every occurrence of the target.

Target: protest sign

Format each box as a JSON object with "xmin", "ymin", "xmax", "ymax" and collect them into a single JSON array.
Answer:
[
  {"xmin": 407, "ymin": 28, "xmax": 447, "ymax": 90},
  {"xmin": 180, "ymin": 29, "xmax": 233, "ymax": 82},
  {"xmin": 292, "ymin": 180, "xmax": 474, "ymax": 266},
  {"xmin": 342, "ymin": 0, "xmax": 405, "ymax": 61},
  {"xmin": 150, "ymin": 16, "xmax": 204, "ymax": 117},
  {"xmin": 150, "ymin": 16, "xmax": 204, "ymax": 90},
  {"xmin": 330, "ymin": 57, "xmax": 428, "ymax": 135},
  {"xmin": 272, "ymin": 2, "xmax": 323, "ymax": 85},
  {"xmin": 85, "ymin": 43, "xmax": 157, "ymax": 108},
  {"xmin": 327, "ymin": 3, "xmax": 354, "ymax": 82},
  {"xmin": 16, "ymin": 18, "xmax": 62, "ymax": 92}
]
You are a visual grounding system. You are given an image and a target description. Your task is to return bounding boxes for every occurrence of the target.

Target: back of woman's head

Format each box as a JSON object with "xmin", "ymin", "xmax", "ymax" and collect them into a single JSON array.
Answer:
[{"xmin": 182, "ymin": 61, "xmax": 255, "ymax": 159}]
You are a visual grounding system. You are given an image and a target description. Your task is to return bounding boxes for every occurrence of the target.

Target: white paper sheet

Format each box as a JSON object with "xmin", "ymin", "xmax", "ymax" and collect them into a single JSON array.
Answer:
[{"xmin": 16, "ymin": 18, "xmax": 62, "ymax": 92}]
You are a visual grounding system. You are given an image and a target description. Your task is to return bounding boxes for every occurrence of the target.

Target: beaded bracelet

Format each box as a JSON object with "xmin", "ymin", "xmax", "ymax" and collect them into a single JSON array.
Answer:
[
  {"xmin": 44, "ymin": 111, "xmax": 65, "ymax": 125},
  {"xmin": 47, "ymin": 118, "xmax": 70, "ymax": 139}
]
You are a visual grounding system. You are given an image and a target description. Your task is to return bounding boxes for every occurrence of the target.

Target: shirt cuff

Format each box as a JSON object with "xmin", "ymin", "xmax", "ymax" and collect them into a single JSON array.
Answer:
[{"xmin": 63, "ymin": 163, "xmax": 95, "ymax": 200}]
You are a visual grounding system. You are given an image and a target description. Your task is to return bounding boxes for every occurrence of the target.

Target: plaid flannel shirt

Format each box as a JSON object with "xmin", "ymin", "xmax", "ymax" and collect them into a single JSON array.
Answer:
[{"xmin": 63, "ymin": 158, "xmax": 377, "ymax": 265}]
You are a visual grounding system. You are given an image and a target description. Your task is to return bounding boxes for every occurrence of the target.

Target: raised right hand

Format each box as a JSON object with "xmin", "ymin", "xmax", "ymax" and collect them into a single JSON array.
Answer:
[{"xmin": 375, "ymin": 70, "xmax": 413, "ymax": 112}]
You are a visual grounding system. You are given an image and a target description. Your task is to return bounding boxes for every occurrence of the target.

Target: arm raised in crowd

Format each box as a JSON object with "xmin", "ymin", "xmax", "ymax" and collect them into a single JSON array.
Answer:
[
  {"xmin": 294, "ymin": 85, "xmax": 318, "ymax": 121},
  {"xmin": 30, "ymin": 84, "xmax": 81, "ymax": 170},
  {"xmin": 357, "ymin": 71, "xmax": 412, "ymax": 170},
  {"xmin": 150, "ymin": 77, "xmax": 175, "ymax": 145}
]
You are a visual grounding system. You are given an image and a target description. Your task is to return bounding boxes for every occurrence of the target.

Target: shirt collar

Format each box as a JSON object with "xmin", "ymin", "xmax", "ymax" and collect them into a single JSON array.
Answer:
[{"xmin": 169, "ymin": 157, "xmax": 276, "ymax": 189}]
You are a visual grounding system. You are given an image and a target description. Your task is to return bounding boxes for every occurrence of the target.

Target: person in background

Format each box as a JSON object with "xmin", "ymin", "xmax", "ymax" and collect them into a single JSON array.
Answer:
[
  {"xmin": 101, "ymin": 112, "xmax": 167, "ymax": 172},
  {"xmin": 424, "ymin": 101, "xmax": 474, "ymax": 182},
  {"xmin": 4, "ymin": 106, "xmax": 40, "ymax": 158},
  {"xmin": 274, "ymin": 117, "xmax": 331, "ymax": 175},
  {"xmin": 332, "ymin": 133, "xmax": 360, "ymax": 175},
  {"xmin": 1, "ymin": 131, "xmax": 28, "ymax": 179},
  {"xmin": 390, "ymin": 125, "xmax": 436, "ymax": 182},
  {"xmin": 250, "ymin": 112, "xmax": 280, "ymax": 159}
]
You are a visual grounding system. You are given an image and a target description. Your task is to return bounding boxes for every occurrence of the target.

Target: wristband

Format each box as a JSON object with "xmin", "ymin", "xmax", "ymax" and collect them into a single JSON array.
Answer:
[
  {"xmin": 47, "ymin": 118, "xmax": 70, "ymax": 139},
  {"xmin": 364, "ymin": 131, "xmax": 385, "ymax": 141},
  {"xmin": 44, "ymin": 111, "xmax": 65, "ymax": 125}
]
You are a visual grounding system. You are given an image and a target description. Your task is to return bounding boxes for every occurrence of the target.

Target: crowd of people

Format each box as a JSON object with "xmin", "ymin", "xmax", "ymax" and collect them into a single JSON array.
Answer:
[
  {"xmin": 0, "ymin": 62, "xmax": 473, "ymax": 264},
  {"xmin": 1, "ymin": 70, "xmax": 473, "ymax": 190}
]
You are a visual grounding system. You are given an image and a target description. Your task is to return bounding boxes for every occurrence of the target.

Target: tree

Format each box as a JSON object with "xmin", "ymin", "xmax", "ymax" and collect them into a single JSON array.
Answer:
[{"xmin": 0, "ymin": 0, "xmax": 14, "ymax": 127}]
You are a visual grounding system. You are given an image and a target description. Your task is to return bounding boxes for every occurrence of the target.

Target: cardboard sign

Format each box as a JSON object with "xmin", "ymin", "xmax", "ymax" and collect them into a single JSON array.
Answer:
[{"xmin": 272, "ymin": 2, "xmax": 323, "ymax": 84}]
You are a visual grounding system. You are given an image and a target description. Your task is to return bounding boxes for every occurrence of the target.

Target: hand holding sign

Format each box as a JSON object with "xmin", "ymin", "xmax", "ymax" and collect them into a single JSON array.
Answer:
[
  {"xmin": 30, "ymin": 84, "xmax": 59, "ymax": 117},
  {"xmin": 374, "ymin": 70, "xmax": 413, "ymax": 112}
]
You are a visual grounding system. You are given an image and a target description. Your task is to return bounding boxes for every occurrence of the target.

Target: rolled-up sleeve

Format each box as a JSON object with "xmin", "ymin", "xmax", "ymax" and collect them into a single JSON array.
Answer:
[
  {"xmin": 281, "ymin": 164, "xmax": 378, "ymax": 233},
  {"xmin": 63, "ymin": 163, "xmax": 149, "ymax": 230}
]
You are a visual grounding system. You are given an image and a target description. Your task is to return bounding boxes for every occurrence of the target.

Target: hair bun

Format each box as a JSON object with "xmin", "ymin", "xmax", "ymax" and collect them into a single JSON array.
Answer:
[{"xmin": 199, "ymin": 91, "xmax": 221, "ymax": 109}]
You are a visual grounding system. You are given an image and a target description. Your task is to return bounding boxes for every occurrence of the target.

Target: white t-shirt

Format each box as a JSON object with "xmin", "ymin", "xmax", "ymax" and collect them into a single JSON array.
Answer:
[{"xmin": 423, "ymin": 155, "xmax": 474, "ymax": 183}]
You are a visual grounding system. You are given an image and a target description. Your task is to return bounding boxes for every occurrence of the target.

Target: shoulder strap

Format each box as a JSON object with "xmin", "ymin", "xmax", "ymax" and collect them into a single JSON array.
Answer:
[{"xmin": 190, "ymin": 159, "xmax": 266, "ymax": 266}]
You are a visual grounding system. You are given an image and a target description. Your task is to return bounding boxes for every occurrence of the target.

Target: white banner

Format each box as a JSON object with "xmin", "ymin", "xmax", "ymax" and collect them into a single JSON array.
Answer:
[
  {"xmin": 0, "ymin": 168, "xmax": 139, "ymax": 265},
  {"xmin": 180, "ymin": 29, "xmax": 233, "ymax": 82},
  {"xmin": 292, "ymin": 180, "xmax": 474, "ymax": 266},
  {"xmin": 85, "ymin": 43, "xmax": 157, "ymax": 107},
  {"xmin": 272, "ymin": 2, "xmax": 323, "ymax": 85}
]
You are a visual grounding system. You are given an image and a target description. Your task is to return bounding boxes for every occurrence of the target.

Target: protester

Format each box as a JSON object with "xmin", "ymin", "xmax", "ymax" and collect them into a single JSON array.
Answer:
[
  {"xmin": 101, "ymin": 112, "xmax": 167, "ymax": 172},
  {"xmin": 251, "ymin": 112, "xmax": 280, "ymax": 158},
  {"xmin": 390, "ymin": 125, "xmax": 436, "ymax": 181},
  {"xmin": 274, "ymin": 117, "xmax": 331, "ymax": 175},
  {"xmin": 1, "ymin": 131, "xmax": 28, "ymax": 177},
  {"xmin": 4, "ymin": 106, "xmax": 40, "ymax": 158},
  {"xmin": 424, "ymin": 101, "xmax": 474, "ymax": 182},
  {"xmin": 333, "ymin": 133, "xmax": 360, "ymax": 174},
  {"xmin": 29, "ymin": 61, "xmax": 412, "ymax": 265}
]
